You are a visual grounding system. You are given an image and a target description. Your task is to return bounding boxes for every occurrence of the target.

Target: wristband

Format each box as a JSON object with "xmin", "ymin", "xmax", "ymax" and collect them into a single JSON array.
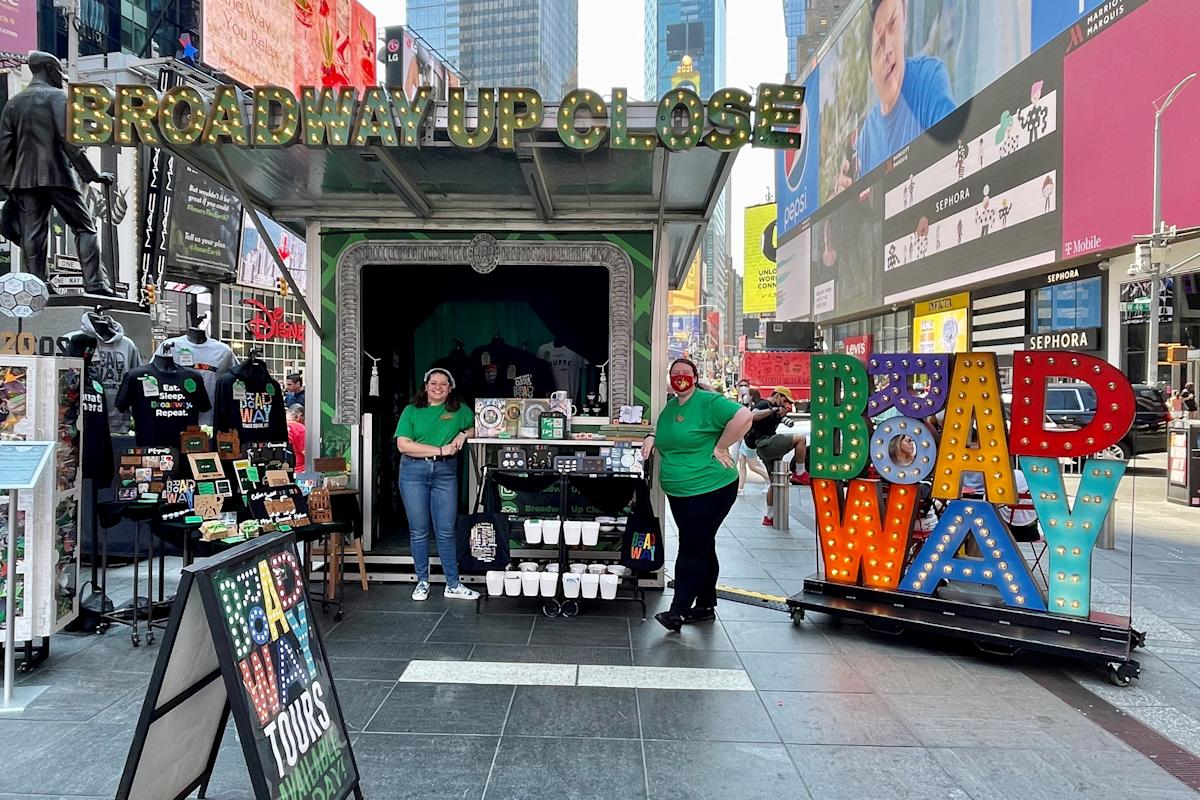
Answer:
[{"xmin": 438, "ymin": 446, "xmax": 443, "ymax": 456}]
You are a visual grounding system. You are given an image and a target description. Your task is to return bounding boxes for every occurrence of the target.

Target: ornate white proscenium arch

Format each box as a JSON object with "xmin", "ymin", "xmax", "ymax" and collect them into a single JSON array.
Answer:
[{"xmin": 334, "ymin": 235, "xmax": 635, "ymax": 425}]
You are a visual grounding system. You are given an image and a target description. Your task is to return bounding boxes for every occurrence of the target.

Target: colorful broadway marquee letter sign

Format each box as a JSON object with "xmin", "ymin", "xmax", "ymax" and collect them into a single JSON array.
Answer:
[
  {"xmin": 116, "ymin": 534, "xmax": 362, "ymax": 800},
  {"xmin": 808, "ymin": 350, "xmax": 1134, "ymax": 619}
]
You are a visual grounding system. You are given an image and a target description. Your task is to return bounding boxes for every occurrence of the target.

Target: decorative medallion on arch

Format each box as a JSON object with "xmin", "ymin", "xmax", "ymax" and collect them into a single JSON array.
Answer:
[{"xmin": 334, "ymin": 237, "xmax": 635, "ymax": 425}]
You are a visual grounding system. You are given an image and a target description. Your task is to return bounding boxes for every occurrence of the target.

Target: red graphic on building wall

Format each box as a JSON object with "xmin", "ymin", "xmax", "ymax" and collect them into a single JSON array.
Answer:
[{"xmin": 244, "ymin": 299, "xmax": 305, "ymax": 343}]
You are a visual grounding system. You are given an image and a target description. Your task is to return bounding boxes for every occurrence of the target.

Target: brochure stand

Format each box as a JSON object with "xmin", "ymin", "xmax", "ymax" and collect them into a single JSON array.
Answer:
[{"xmin": 0, "ymin": 441, "xmax": 54, "ymax": 712}]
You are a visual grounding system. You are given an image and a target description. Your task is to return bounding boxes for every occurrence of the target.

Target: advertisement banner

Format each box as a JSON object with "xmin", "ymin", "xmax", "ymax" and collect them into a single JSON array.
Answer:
[
  {"xmin": 741, "ymin": 351, "xmax": 812, "ymax": 400},
  {"xmin": 0, "ymin": 1, "xmax": 37, "ymax": 54},
  {"xmin": 912, "ymin": 292, "xmax": 969, "ymax": 353},
  {"xmin": 238, "ymin": 212, "xmax": 308, "ymax": 296},
  {"xmin": 743, "ymin": 203, "xmax": 778, "ymax": 315},
  {"xmin": 807, "ymin": 180, "xmax": 884, "ymax": 321},
  {"xmin": 387, "ymin": 26, "xmax": 454, "ymax": 101},
  {"xmin": 202, "ymin": 0, "xmax": 377, "ymax": 91},
  {"xmin": 843, "ymin": 334, "xmax": 873, "ymax": 362},
  {"xmin": 778, "ymin": 0, "xmax": 1103, "ymax": 234},
  {"xmin": 879, "ymin": 25, "xmax": 1063, "ymax": 302},
  {"xmin": 1061, "ymin": 0, "xmax": 1193, "ymax": 258},
  {"xmin": 775, "ymin": 66, "xmax": 819, "ymax": 241},
  {"xmin": 167, "ymin": 162, "xmax": 244, "ymax": 279},
  {"xmin": 774, "ymin": 223, "xmax": 811, "ymax": 321}
]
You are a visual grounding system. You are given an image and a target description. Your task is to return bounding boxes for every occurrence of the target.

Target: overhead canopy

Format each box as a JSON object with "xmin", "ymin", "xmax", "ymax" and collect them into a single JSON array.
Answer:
[{"xmin": 166, "ymin": 102, "xmax": 737, "ymax": 289}]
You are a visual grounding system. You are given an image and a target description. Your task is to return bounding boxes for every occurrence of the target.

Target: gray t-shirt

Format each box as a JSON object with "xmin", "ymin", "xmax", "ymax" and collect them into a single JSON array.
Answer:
[{"xmin": 154, "ymin": 336, "xmax": 237, "ymax": 426}]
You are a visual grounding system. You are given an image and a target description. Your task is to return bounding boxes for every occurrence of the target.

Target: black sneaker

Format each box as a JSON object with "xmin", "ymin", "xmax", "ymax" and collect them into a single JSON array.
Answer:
[
  {"xmin": 682, "ymin": 607, "xmax": 716, "ymax": 623},
  {"xmin": 654, "ymin": 611, "xmax": 685, "ymax": 633}
]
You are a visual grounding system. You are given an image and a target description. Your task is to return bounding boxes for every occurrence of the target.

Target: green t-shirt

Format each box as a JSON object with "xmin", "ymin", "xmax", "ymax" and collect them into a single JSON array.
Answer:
[
  {"xmin": 654, "ymin": 390, "xmax": 742, "ymax": 497},
  {"xmin": 394, "ymin": 403, "xmax": 474, "ymax": 448}
]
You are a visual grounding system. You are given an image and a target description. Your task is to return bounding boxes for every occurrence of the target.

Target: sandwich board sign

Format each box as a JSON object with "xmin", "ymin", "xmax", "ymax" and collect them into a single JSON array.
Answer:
[{"xmin": 116, "ymin": 533, "xmax": 362, "ymax": 800}]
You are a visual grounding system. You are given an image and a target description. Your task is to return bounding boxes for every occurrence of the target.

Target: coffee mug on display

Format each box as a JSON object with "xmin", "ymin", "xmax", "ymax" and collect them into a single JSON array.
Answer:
[
  {"xmin": 562, "ymin": 573, "xmax": 582, "ymax": 598},
  {"xmin": 581, "ymin": 521, "xmax": 600, "ymax": 546},
  {"xmin": 568, "ymin": 563, "xmax": 587, "ymax": 574},
  {"xmin": 524, "ymin": 519, "xmax": 542, "ymax": 545},
  {"xmin": 563, "ymin": 520, "xmax": 583, "ymax": 545},
  {"xmin": 586, "ymin": 563, "xmax": 607, "ymax": 575},
  {"xmin": 599, "ymin": 573, "xmax": 618, "ymax": 600},
  {"xmin": 504, "ymin": 572, "xmax": 522, "ymax": 596},
  {"xmin": 521, "ymin": 571, "xmax": 540, "ymax": 597},
  {"xmin": 580, "ymin": 572, "xmax": 600, "ymax": 599},
  {"xmin": 541, "ymin": 519, "xmax": 561, "ymax": 545},
  {"xmin": 486, "ymin": 571, "xmax": 504, "ymax": 596},
  {"xmin": 539, "ymin": 571, "xmax": 558, "ymax": 597}
]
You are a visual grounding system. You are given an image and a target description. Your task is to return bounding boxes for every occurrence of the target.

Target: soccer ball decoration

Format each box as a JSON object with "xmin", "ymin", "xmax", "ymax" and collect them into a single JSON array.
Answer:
[{"xmin": 0, "ymin": 273, "xmax": 50, "ymax": 318}]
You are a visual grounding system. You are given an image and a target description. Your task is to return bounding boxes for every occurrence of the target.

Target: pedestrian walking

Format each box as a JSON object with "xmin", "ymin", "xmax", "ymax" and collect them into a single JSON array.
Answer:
[
  {"xmin": 1182, "ymin": 382, "xmax": 1197, "ymax": 418},
  {"xmin": 641, "ymin": 358, "xmax": 752, "ymax": 632},
  {"xmin": 394, "ymin": 367, "xmax": 479, "ymax": 602}
]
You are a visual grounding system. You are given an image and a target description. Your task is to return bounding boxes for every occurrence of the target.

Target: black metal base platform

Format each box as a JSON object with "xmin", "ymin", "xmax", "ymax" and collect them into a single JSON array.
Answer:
[{"xmin": 789, "ymin": 575, "xmax": 1145, "ymax": 684}]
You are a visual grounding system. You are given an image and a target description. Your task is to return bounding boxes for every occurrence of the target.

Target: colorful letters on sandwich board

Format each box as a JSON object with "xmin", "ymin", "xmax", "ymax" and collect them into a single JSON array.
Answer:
[{"xmin": 809, "ymin": 350, "xmax": 1132, "ymax": 619}]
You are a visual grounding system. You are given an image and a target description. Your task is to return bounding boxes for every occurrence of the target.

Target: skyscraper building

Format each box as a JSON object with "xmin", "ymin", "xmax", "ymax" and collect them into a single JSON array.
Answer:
[
  {"xmin": 645, "ymin": 0, "xmax": 729, "ymax": 348},
  {"xmin": 407, "ymin": 0, "xmax": 578, "ymax": 98},
  {"xmin": 782, "ymin": 0, "xmax": 844, "ymax": 82}
]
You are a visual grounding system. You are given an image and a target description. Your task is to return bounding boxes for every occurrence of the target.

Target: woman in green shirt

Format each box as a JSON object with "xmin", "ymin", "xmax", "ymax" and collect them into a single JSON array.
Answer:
[
  {"xmin": 642, "ymin": 358, "xmax": 753, "ymax": 632},
  {"xmin": 395, "ymin": 368, "xmax": 478, "ymax": 602}
]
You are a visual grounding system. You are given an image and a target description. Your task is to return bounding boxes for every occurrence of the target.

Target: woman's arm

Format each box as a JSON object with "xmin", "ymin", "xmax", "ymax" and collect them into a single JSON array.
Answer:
[
  {"xmin": 447, "ymin": 426, "xmax": 476, "ymax": 453},
  {"xmin": 395, "ymin": 436, "xmax": 447, "ymax": 458},
  {"xmin": 714, "ymin": 407, "xmax": 754, "ymax": 466}
]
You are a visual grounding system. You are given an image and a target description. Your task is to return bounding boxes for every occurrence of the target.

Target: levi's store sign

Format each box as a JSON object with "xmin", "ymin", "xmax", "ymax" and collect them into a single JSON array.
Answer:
[
  {"xmin": 809, "ymin": 350, "xmax": 1134, "ymax": 619},
  {"xmin": 67, "ymin": 83, "xmax": 806, "ymax": 154}
]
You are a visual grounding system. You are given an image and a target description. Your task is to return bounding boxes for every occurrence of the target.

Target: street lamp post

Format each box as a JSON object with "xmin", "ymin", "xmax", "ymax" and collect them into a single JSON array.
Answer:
[{"xmin": 1145, "ymin": 72, "xmax": 1196, "ymax": 387}]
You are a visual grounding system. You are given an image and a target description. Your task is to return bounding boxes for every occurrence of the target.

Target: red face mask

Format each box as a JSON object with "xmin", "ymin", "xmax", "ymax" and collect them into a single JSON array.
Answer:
[{"xmin": 670, "ymin": 374, "xmax": 696, "ymax": 393}]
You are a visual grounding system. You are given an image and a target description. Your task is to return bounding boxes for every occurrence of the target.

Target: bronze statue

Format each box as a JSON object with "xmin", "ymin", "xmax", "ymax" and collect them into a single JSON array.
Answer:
[{"xmin": 0, "ymin": 52, "xmax": 114, "ymax": 296}]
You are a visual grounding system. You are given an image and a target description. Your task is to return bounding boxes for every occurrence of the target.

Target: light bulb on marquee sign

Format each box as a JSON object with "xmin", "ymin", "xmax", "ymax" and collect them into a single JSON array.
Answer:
[
  {"xmin": 66, "ymin": 83, "xmax": 807, "ymax": 154},
  {"xmin": 801, "ymin": 348, "xmax": 1136, "ymax": 620}
]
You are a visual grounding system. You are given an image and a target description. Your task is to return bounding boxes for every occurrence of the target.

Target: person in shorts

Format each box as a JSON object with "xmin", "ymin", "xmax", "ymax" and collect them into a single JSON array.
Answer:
[{"xmin": 747, "ymin": 387, "xmax": 809, "ymax": 526}]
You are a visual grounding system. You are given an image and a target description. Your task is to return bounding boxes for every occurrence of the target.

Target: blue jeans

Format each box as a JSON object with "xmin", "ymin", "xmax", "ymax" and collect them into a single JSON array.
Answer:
[{"xmin": 398, "ymin": 455, "xmax": 462, "ymax": 587}]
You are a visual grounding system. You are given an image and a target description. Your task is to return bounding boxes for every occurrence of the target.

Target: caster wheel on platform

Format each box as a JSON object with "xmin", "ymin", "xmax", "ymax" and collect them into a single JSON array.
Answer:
[
  {"xmin": 541, "ymin": 600, "xmax": 561, "ymax": 618},
  {"xmin": 560, "ymin": 600, "xmax": 580, "ymax": 618},
  {"xmin": 790, "ymin": 608, "xmax": 805, "ymax": 626},
  {"xmin": 1106, "ymin": 662, "xmax": 1134, "ymax": 687},
  {"xmin": 131, "ymin": 636, "xmax": 140, "ymax": 648},
  {"xmin": 18, "ymin": 662, "xmax": 29, "ymax": 673},
  {"xmin": 147, "ymin": 634, "xmax": 155, "ymax": 646},
  {"xmin": 335, "ymin": 612, "xmax": 344, "ymax": 622}
]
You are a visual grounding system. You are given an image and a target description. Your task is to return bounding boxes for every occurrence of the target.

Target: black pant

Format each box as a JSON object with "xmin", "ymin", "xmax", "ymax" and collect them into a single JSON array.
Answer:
[
  {"xmin": 13, "ymin": 187, "xmax": 110, "ymax": 292},
  {"xmin": 667, "ymin": 479, "xmax": 738, "ymax": 613}
]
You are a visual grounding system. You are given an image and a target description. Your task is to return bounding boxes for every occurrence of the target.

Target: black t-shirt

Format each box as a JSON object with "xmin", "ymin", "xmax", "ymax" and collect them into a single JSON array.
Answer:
[
  {"xmin": 744, "ymin": 399, "xmax": 781, "ymax": 448},
  {"xmin": 115, "ymin": 362, "xmax": 211, "ymax": 448},
  {"xmin": 213, "ymin": 362, "xmax": 288, "ymax": 443},
  {"xmin": 81, "ymin": 377, "xmax": 114, "ymax": 486}
]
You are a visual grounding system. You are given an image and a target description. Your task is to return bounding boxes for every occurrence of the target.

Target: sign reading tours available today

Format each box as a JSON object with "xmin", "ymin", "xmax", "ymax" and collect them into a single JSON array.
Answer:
[{"xmin": 117, "ymin": 534, "xmax": 362, "ymax": 800}]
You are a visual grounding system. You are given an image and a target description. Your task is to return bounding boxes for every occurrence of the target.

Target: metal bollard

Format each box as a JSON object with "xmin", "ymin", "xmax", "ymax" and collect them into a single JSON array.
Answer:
[
  {"xmin": 1097, "ymin": 506, "xmax": 1116, "ymax": 550},
  {"xmin": 771, "ymin": 461, "xmax": 790, "ymax": 531}
]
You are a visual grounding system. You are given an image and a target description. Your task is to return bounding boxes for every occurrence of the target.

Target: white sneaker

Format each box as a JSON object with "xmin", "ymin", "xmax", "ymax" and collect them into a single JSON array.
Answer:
[
  {"xmin": 412, "ymin": 581, "xmax": 430, "ymax": 601},
  {"xmin": 444, "ymin": 584, "xmax": 480, "ymax": 600}
]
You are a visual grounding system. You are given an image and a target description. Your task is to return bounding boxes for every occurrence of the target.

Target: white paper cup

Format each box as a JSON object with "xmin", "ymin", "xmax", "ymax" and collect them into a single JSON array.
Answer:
[
  {"xmin": 521, "ymin": 571, "xmax": 540, "ymax": 597},
  {"xmin": 581, "ymin": 572, "xmax": 600, "ymax": 599},
  {"xmin": 541, "ymin": 519, "xmax": 561, "ymax": 545},
  {"xmin": 606, "ymin": 565, "xmax": 628, "ymax": 577},
  {"xmin": 546, "ymin": 563, "xmax": 561, "ymax": 573},
  {"xmin": 599, "ymin": 573, "xmax": 618, "ymax": 600},
  {"xmin": 504, "ymin": 572, "xmax": 522, "ymax": 596},
  {"xmin": 568, "ymin": 563, "xmax": 587, "ymax": 574},
  {"xmin": 586, "ymin": 563, "xmax": 607, "ymax": 575},
  {"xmin": 562, "ymin": 573, "xmax": 581, "ymax": 598},
  {"xmin": 563, "ymin": 520, "xmax": 583, "ymax": 546},
  {"xmin": 581, "ymin": 521, "xmax": 600, "ymax": 546},
  {"xmin": 523, "ymin": 519, "xmax": 542, "ymax": 545},
  {"xmin": 486, "ymin": 571, "xmax": 504, "ymax": 596},
  {"xmin": 539, "ymin": 571, "xmax": 558, "ymax": 597},
  {"xmin": 518, "ymin": 561, "xmax": 539, "ymax": 572}
]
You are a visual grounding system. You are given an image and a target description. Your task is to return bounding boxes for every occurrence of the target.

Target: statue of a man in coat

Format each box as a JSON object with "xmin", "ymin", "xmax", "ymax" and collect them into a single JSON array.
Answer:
[{"xmin": 0, "ymin": 51, "xmax": 114, "ymax": 296}]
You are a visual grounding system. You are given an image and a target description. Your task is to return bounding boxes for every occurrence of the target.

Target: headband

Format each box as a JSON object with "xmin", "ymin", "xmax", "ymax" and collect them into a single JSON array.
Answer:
[{"xmin": 424, "ymin": 368, "xmax": 455, "ymax": 389}]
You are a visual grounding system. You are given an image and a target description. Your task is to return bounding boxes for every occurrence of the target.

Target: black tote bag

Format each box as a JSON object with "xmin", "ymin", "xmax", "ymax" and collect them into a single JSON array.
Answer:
[{"xmin": 619, "ymin": 480, "xmax": 665, "ymax": 573}]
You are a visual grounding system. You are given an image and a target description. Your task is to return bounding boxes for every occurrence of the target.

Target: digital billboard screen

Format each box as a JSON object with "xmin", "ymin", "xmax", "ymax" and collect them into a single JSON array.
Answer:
[
  {"xmin": 202, "ymin": 0, "xmax": 377, "ymax": 91},
  {"xmin": 776, "ymin": 0, "xmax": 1108, "ymax": 242}
]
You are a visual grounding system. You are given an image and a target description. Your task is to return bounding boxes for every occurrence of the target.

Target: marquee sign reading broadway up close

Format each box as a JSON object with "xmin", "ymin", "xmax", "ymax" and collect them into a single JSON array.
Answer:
[
  {"xmin": 807, "ymin": 350, "xmax": 1133, "ymax": 620},
  {"xmin": 66, "ymin": 84, "xmax": 805, "ymax": 154}
]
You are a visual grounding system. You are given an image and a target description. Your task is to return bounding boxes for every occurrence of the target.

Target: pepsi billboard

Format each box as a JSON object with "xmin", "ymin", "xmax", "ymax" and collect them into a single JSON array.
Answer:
[{"xmin": 775, "ymin": 66, "xmax": 819, "ymax": 242}]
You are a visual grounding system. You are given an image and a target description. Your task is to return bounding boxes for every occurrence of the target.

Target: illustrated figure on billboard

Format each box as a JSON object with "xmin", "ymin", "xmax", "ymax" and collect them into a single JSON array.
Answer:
[
  {"xmin": 999, "ymin": 198, "xmax": 1012, "ymax": 228},
  {"xmin": 914, "ymin": 216, "xmax": 929, "ymax": 260},
  {"xmin": 935, "ymin": 223, "xmax": 941, "ymax": 251},
  {"xmin": 956, "ymin": 219, "xmax": 963, "ymax": 245},
  {"xmin": 976, "ymin": 186, "xmax": 996, "ymax": 237},
  {"xmin": 837, "ymin": 0, "xmax": 956, "ymax": 190},
  {"xmin": 955, "ymin": 138, "xmax": 968, "ymax": 180},
  {"xmin": 0, "ymin": 52, "xmax": 114, "ymax": 295},
  {"xmin": 1042, "ymin": 175, "xmax": 1055, "ymax": 212},
  {"xmin": 1020, "ymin": 103, "xmax": 1049, "ymax": 144},
  {"xmin": 886, "ymin": 243, "xmax": 899, "ymax": 271}
]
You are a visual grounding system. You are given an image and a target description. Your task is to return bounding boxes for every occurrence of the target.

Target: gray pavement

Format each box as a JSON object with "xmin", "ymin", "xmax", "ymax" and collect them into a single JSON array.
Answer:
[{"xmin": 0, "ymin": 457, "xmax": 1197, "ymax": 798}]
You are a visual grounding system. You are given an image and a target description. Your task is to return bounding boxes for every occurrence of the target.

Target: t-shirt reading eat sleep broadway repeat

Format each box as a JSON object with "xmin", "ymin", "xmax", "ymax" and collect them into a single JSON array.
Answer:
[{"xmin": 115, "ymin": 363, "xmax": 211, "ymax": 447}]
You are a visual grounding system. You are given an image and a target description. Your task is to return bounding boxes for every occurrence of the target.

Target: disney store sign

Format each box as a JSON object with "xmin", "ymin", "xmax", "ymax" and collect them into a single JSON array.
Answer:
[{"xmin": 244, "ymin": 298, "xmax": 304, "ymax": 343}]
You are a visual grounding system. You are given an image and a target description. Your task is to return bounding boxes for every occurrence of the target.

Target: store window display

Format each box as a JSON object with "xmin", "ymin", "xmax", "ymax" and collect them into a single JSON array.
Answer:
[
  {"xmin": 115, "ymin": 348, "xmax": 211, "ymax": 447},
  {"xmin": 153, "ymin": 320, "xmax": 236, "ymax": 426},
  {"xmin": 66, "ymin": 309, "xmax": 142, "ymax": 433},
  {"xmin": 537, "ymin": 338, "xmax": 589, "ymax": 400}
]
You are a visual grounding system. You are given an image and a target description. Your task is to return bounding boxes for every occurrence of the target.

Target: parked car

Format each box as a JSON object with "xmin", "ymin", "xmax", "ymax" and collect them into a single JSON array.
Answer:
[{"xmin": 1041, "ymin": 382, "xmax": 1170, "ymax": 459}]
